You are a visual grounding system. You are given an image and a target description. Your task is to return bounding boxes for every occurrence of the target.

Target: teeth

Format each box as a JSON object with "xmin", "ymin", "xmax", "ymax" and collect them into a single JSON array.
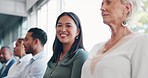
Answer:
[{"xmin": 60, "ymin": 34, "xmax": 67, "ymax": 36}]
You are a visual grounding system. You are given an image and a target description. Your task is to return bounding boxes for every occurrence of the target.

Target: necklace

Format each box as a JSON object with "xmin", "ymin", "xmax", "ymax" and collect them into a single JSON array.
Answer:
[
  {"xmin": 90, "ymin": 31, "xmax": 131, "ymax": 75},
  {"xmin": 102, "ymin": 31, "xmax": 131, "ymax": 53},
  {"xmin": 59, "ymin": 54, "xmax": 63, "ymax": 61},
  {"xmin": 58, "ymin": 53, "xmax": 66, "ymax": 63}
]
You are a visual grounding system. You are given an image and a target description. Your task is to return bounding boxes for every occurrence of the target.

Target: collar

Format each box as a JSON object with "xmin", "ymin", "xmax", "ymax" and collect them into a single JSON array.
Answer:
[
  {"xmin": 5, "ymin": 58, "xmax": 14, "ymax": 66},
  {"xmin": 31, "ymin": 50, "xmax": 45, "ymax": 61}
]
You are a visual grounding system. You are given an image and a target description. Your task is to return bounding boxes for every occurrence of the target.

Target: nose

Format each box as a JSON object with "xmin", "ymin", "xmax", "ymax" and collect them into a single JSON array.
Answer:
[
  {"xmin": 60, "ymin": 26, "xmax": 66, "ymax": 32},
  {"xmin": 100, "ymin": 3, "xmax": 106, "ymax": 11},
  {"xmin": 0, "ymin": 54, "xmax": 3, "ymax": 57},
  {"xmin": 23, "ymin": 41, "xmax": 26, "ymax": 46}
]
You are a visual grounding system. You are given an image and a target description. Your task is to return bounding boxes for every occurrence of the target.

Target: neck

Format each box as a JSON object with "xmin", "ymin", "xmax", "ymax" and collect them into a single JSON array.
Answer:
[
  {"xmin": 103, "ymin": 26, "xmax": 131, "ymax": 53},
  {"xmin": 19, "ymin": 53, "xmax": 26, "ymax": 58},
  {"xmin": 62, "ymin": 43, "xmax": 73, "ymax": 55},
  {"xmin": 111, "ymin": 26, "xmax": 131, "ymax": 40},
  {"xmin": 32, "ymin": 47, "xmax": 43, "ymax": 56}
]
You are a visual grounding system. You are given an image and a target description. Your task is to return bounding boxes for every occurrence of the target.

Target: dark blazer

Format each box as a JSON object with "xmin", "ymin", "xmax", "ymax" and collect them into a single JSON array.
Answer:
[{"xmin": 0, "ymin": 59, "xmax": 15, "ymax": 78}]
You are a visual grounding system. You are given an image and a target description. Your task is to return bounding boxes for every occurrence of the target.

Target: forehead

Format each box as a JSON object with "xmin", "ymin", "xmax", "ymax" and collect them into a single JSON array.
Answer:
[
  {"xmin": 1, "ymin": 48, "xmax": 9, "ymax": 53},
  {"xmin": 102, "ymin": 0, "xmax": 120, "ymax": 2},
  {"xmin": 25, "ymin": 32, "xmax": 33, "ymax": 38},
  {"xmin": 15, "ymin": 41, "xmax": 21, "ymax": 46},
  {"xmin": 58, "ymin": 16, "xmax": 74, "ymax": 23}
]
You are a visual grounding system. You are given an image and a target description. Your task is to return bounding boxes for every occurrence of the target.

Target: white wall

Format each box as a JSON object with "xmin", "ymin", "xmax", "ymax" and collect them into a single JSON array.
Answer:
[
  {"xmin": 0, "ymin": 0, "xmax": 27, "ymax": 16},
  {"xmin": 26, "ymin": 0, "xmax": 38, "ymax": 11}
]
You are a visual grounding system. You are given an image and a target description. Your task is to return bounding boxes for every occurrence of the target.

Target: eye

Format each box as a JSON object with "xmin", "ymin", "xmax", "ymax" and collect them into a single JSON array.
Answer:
[
  {"xmin": 66, "ymin": 24, "xmax": 72, "ymax": 27},
  {"xmin": 24, "ymin": 38, "xmax": 28, "ymax": 41},
  {"xmin": 106, "ymin": 0, "xmax": 111, "ymax": 5},
  {"xmin": 57, "ymin": 24, "xmax": 62, "ymax": 27}
]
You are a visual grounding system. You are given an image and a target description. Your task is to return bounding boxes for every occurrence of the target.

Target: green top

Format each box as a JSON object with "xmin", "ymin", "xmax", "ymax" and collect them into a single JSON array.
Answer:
[{"xmin": 43, "ymin": 49, "xmax": 88, "ymax": 78}]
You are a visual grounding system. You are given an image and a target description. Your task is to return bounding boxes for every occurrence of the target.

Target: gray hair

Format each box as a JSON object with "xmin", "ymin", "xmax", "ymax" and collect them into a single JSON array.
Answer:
[{"xmin": 121, "ymin": 0, "xmax": 142, "ymax": 21}]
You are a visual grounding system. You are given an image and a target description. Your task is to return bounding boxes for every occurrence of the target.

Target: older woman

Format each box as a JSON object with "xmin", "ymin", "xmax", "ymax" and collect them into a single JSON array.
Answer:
[
  {"xmin": 44, "ymin": 12, "xmax": 88, "ymax": 78},
  {"xmin": 81, "ymin": 0, "xmax": 148, "ymax": 78}
]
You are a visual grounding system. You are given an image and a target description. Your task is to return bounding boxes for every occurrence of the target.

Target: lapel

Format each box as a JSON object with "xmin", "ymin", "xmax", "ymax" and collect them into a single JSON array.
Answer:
[{"xmin": 0, "ymin": 59, "xmax": 15, "ymax": 78}]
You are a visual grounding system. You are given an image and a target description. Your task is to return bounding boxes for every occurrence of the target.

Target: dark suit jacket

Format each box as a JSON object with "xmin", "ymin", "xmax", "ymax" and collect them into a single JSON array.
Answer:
[{"xmin": 0, "ymin": 59, "xmax": 15, "ymax": 78}]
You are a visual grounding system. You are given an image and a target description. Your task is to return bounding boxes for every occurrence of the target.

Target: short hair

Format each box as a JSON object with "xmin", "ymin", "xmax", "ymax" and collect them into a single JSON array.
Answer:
[
  {"xmin": 1, "ymin": 46, "xmax": 12, "ymax": 53},
  {"xmin": 28, "ymin": 27, "xmax": 47, "ymax": 46},
  {"xmin": 121, "ymin": 0, "xmax": 140, "ymax": 20}
]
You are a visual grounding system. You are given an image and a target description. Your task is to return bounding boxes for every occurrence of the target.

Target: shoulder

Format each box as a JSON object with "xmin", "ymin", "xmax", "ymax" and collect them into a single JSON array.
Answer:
[
  {"xmin": 130, "ymin": 33, "xmax": 148, "ymax": 43},
  {"xmin": 73, "ymin": 49, "xmax": 88, "ymax": 61},
  {"xmin": 76, "ymin": 49, "xmax": 88, "ymax": 57},
  {"xmin": 10, "ymin": 58, "xmax": 16, "ymax": 64},
  {"xmin": 89, "ymin": 42, "xmax": 105, "ymax": 55},
  {"xmin": 21, "ymin": 54, "xmax": 32, "ymax": 62}
]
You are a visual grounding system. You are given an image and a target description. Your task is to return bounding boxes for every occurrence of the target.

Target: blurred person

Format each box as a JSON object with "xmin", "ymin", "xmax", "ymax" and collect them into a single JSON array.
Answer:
[
  {"xmin": 21, "ymin": 27, "xmax": 48, "ymax": 78},
  {"xmin": 4, "ymin": 38, "xmax": 32, "ymax": 78},
  {"xmin": 81, "ymin": 0, "xmax": 148, "ymax": 78},
  {"xmin": 44, "ymin": 12, "xmax": 88, "ymax": 78},
  {"xmin": 0, "ymin": 46, "xmax": 15, "ymax": 78}
]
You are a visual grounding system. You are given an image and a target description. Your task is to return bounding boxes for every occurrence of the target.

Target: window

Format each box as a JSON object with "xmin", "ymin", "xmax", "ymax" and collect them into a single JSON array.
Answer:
[{"xmin": 37, "ymin": 0, "xmax": 148, "ymax": 58}]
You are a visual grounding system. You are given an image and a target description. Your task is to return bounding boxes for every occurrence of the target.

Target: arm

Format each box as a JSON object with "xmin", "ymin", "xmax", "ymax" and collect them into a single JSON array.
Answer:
[
  {"xmin": 71, "ymin": 49, "xmax": 88, "ymax": 78},
  {"xmin": 131, "ymin": 35, "xmax": 148, "ymax": 78},
  {"xmin": 26, "ymin": 60, "xmax": 47, "ymax": 78}
]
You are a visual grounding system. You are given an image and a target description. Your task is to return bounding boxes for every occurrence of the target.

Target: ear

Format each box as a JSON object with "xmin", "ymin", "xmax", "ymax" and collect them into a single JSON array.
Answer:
[
  {"xmin": 124, "ymin": 3, "xmax": 132, "ymax": 14},
  {"xmin": 76, "ymin": 29, "xmax": 80, "ymax": 36},
  {"xmin": 33, "ymin": 38, "xmax": 39, "ymax": 45}
]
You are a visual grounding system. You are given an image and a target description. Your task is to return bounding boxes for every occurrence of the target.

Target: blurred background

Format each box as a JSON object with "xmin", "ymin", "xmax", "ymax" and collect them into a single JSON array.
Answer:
[{"xmin": 0, "ymin": 0, "xmax": 148, "ymax": 68}]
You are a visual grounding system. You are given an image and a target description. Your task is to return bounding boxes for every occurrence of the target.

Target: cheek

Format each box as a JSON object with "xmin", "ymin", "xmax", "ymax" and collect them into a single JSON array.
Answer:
[
  {"xmin": 56, "ymin": 28, "xmax": 60, "ymax": 33},
  {"xmin": 56, "ymin": 30, "xmax": 60, "ymax": 35},
  {"xmin": 26, "ymin": 41, "xmax": 31, "ymax": 47},
  {"xmin": 113, "ymin": 5, "xmax": 125, "ymax": 17},
  {"xmin": 14, "ymin": 48, "xmax": 19, "ymax": 54},
  {"xmin": 72, "ymin": 29, "xmax": 79, "ymax": 36}
]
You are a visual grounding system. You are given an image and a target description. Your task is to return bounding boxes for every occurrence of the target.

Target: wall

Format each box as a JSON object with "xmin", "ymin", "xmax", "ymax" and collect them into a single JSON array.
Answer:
[{"xmin": 0, "ymin": 0, "xmax": 26, "ymax": 17}]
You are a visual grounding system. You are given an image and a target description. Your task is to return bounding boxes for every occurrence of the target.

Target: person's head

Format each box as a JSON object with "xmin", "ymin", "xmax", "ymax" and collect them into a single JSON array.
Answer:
[
  {"xmin": 24, "ymin": 27, "xmax": 47, "ymax": 55},
  {"xmin": 52, "ymin": 12, "xmax": 84, "ymax": 62},
  {"xmin": 14, "ymin": 38, "xmax": 25, "ymax": 58},
  {"xmin": 100, "ymin": 0, "xmax": 139, "ymax": 26},
  {"xmin": 0, "ymin": 46, "xmax": 13, "ymax": 63}
]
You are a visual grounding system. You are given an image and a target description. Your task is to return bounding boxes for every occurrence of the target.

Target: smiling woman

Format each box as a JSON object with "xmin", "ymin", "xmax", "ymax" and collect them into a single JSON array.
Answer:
[
  {"xmin": 43, "ymin": 12, "xmax": 88, "ymax": 78},
  {"xmin": 63, "ymin": 0, "xmax": 110, "ymax": 51}
]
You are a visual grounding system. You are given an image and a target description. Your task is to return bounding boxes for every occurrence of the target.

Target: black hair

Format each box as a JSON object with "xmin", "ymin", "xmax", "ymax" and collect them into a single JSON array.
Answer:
[
  {"xmin": 51, "ymin": 12, "xmax": 85, "ymax": 62},
  {"xmin": 28, "ymin": 27, "xmax": 47, "ymax": 46}
]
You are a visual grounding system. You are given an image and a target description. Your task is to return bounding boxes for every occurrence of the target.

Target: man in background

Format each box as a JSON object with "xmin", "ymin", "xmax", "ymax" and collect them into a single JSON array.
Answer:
[
  {"xmin": 21, "ymin": 27, "xmax": 48, "ymax": 78},
  {"xmin": 0, "ymin": 46, "xmax": 15, "ymax": 78},
  {"xmin": 4, "ymin": 38, "xmax": 32, "ymax": 78}
]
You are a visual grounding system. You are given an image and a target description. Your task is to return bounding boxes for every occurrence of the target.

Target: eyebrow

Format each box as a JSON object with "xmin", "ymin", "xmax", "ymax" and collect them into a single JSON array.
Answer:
[{"xmin": 57, "ymin": 22, "xmax": 72, "ymax": 25}]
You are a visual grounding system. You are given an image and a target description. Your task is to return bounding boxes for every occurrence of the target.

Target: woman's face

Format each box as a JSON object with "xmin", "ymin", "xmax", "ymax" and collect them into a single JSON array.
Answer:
[
  {"xmin": 14, "ymin": 40, "xmax": 25, "ymax": 57},
  {"xmin": 56, "ymin": 16, "xmax": 80, "ymax": 45},
  {"xmin": 101, "ymin": 0, "xmax": 127, "ymax": 25}
]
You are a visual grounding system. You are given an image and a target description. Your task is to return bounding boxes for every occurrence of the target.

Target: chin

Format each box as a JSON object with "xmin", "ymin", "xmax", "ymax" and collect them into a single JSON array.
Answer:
[
  {"xmin": 59, "ymin": 39, "xmax": 67, "ymax": 43},
  {"xmin": 103, "ymin": 21, "xmax": 108, "ymax": 25},
  {"xmin": 26, "ymin": 51, "xmax": 31, "ymax": 54}
]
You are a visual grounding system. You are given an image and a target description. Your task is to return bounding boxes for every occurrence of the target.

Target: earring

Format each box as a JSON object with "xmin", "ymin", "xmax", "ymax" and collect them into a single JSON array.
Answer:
[
  {"xmin": 122, "ymin": 20, "xmax": 128, "ymax": 27},
  {"xmin": 76, "ymin": 36, "xmax": 78, "ymax": 39}
]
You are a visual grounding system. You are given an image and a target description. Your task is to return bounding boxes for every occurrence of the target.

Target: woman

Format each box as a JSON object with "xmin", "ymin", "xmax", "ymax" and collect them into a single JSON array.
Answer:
[
  {"xmin": 4, "ymin": 38, "xmax": 32, "ymax": 78},
  {"xmin": 44, "ymin": 12, "xmax": 88, "ymax": 78},
  {"xmin": 81, "ymin": 0, "xmax": 148, "ymax": 78}
]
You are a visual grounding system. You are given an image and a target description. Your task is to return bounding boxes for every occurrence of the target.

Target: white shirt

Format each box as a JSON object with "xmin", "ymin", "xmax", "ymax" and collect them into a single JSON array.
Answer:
[
  {"xmin": 21, "ymin": 51, "xmax": 48, "ymax": 78},
  {"xmin": 4, "ymin": 54, "xmax": 32, "ymax": 78},
  {"xmin": 81, "ymin": 33, "xmax": 148, "ymax": 78}
]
